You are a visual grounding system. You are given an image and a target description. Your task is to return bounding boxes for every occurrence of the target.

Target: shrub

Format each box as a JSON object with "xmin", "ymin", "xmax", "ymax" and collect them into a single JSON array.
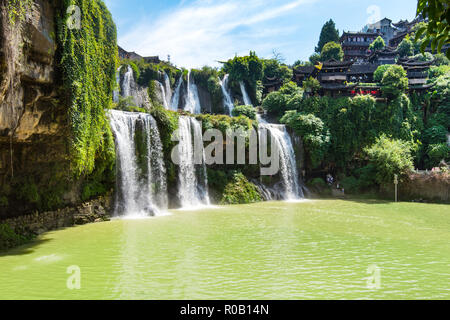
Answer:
[
  {"xmin": 427, "ymin": 143, "xmax": 450, "ymax": 167},
  {"xmin": 0, "ymin": 224, "xmax": 33, "ymax": 251},
  {"xmin": 373, "ymin": 65, "xmax": 391, "ymax": 83},
  {"xmin": 302, "ymin": 77, "xmax": 321, "ymax": 94},
  {"xmin": 364, "ymin": 135, "xmax": 414, "ymax": 184},
  {"xmin": 321, "ymin": 41, "xmax": 344, "ymax": 61},
  {"xmin": 281, "ymin": 111, "xmax": 330, "ymax": 168},
  {"xmin": 232, "ymin": 105, "xmax": 257, "ymax": 120},
  {"xmin": 397, "ymin": 37, "xmax": 414, "ymax": 57},
  {"xmin": 381, "ymin": 65, "xmax": 409, "ymax": 99},
  {"xmin": 369, "ymin": 36, "xmax": 385, "ymax": 51},
  {"xmin": 262, "ymin": 91, "xmax": 288, "ymax": 116},
  {"xmin": 220, "ymin": 173, "xmax": 262, "ymax": 205}
]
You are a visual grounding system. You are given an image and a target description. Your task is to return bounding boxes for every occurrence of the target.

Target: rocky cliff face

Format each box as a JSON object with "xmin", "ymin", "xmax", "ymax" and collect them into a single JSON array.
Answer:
[{"xmin": 0, "ymin": 0, "xmax": 73, "ymax": 218}]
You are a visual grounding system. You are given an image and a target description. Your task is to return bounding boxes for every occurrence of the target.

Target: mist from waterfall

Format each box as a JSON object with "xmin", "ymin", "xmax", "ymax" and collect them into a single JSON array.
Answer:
[
  {"xmin": 176, "ymin": 116, "xmax": 210, "ymax": 208},
  {"xmin": 239, "ymin": 81, "xmax": 252, "ymax": 106},
  {"xmin": 109, "ymin": 110, "xmax": 168, "ymax": 218},
  {"xmin": 185, "ymin": 71, "xmax": 202, "ymax": 114},
  {"xmin": 170, "ymin": 76, "xmax": 183, "ymax": 111},
  {"xmin": 259, "ymin": 122, "xmax": 302, "ymax": 200},
  {"xmin": 220, "ymin": 74, "xmax": 234, "ymax": 116}
]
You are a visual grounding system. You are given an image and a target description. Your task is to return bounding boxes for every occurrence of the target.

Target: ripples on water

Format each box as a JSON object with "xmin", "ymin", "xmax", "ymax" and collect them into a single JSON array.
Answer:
[{"xmin": 0, "ymin": 200, "xmax": 449, "ymax": 300}]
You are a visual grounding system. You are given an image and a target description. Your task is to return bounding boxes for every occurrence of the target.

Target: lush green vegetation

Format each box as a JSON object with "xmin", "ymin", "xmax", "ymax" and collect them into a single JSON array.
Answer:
[
  {"xmin": 321, "ymin": 42, "xmax": 344, "ymax": 61},
  {"xmin": 6, "ymin": 0, "xmax": 33, "ymax": 25},
  {"xmin": 220, "ymin": 172, "xmax": 262, "ymax": 205},
  {"xmin": 57, "ymin": 0, "xmax": 118, "ymax": 177},
  {"xmin": 380, "ymin": 65, "xmax": 409, "ymax": 99},
  {"xmin": 0, "ymin": 224, "xmax": 34, "ymax": 251},
  {"xmin": 415, "ymin": 0, "xmax": 450, "ymax": 58},
  {"xmin": 369, "ymin": 36, "xmax": 386, "ymax": 51},
  {"xmin": 232, "ymin": 105, "xmax": 257, "ymax": 120}
]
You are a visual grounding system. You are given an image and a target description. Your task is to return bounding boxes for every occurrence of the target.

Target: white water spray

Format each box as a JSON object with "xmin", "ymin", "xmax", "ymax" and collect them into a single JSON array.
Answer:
[
  {"xmin": 170, "ymin": 76, "xmax": 183, "ymax": 111},
  {"xmin": 109, "ymin": 110, "xmax": 168, "ymax": 217},
  {"xmin": 239, "ymin": 81, "xmax": 252, "ymax": 106},
  {"xmin": 220, "ymin": 74, "xmax": 234, "ymax": 116},
  {"xmin": 259, "ymin": 122, "xmax": 302, "ymax": 200},
  {"xmin": 176, "ymin": 116, "xmax": 210, "ymax": 208},
  {"xmin": 185, "ymin": 71, "xmax": 202, "ymax": 114}
]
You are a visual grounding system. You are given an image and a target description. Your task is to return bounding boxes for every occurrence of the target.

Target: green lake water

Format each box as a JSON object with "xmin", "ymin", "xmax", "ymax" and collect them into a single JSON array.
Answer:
[{"xmin": 1, "ymin": 200, "xmax": 449, "ymax": 300}]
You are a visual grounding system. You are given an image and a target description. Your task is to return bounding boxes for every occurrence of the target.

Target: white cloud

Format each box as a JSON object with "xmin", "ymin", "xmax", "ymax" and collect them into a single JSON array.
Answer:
[{"xmin": 118, "ymin": 0, "xmax": 316, "ymax": 68}]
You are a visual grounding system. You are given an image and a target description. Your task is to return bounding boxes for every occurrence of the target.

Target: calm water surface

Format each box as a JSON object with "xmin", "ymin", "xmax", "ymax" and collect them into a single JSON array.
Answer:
[{"xmin": 0, "ymin": 200, "xmax": 449, "ymax": 300}]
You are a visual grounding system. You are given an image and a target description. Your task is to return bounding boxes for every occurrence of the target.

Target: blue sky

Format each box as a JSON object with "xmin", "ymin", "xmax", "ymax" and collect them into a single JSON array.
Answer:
[{"xmin": 104, "ymin": 0, "xmax": 418, "ymax": 68}]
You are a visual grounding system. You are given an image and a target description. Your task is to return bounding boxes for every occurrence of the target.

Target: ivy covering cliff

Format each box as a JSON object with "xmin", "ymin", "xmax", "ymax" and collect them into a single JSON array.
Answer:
[{"xmin": 57, "ymin": 0, "xmax": 118, "ymax": 177}]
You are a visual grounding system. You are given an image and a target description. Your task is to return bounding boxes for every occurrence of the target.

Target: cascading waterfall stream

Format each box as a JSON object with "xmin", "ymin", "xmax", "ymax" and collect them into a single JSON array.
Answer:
[
  {"xmin": 122, "ymin": 65, "xmax": 133, "ymax": 98},
  {"xmin": 220, "ymin": 74, "xmax": 234, "ymax": 115},
  {"xmin": 170, "ymin": 76, "xmax": 183, "ymax": 111},
  {"xmin": 239, "ymin": 81, "xmax": 252, "ymax": 106},
  {"xmin": 163, "ymin": 72, "xmax": 172, "ymax": 105},
  {"xmin": 259, "ymin": 122, "xmax": 303, "ymax": 200},
  {"xmin": 109, "ymin": 110, "xmax": 168, "ymax": 217},
  {"xmin": 158, "ymin": 82, "xmax": 169, "ymax": 109},
  {"xmin": 185, "ymin": 71, "xmax": 202, "ymax": 114},
  {"xmin": 176, "ymin": 116, "xmax": 210, "ymax": 208}
]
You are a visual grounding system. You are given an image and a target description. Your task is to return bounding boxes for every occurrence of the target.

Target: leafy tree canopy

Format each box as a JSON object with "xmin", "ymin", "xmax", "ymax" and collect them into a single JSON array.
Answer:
[
  {"xmin": 315, "ymin": 19, "xmax": 340, "ymax": 53},
  {"xmin": 321, "ymin": 42, "xmax": 344, "ymax": 61},
  {"xmin": 415, "ymin": 0, "xmax": 450, "ymax": 59},
  {"xmin": 381, "ymin": 65, "xmax": 409, "ymax": 99},
  {"xmin": 369, "ymin": 36, "xmax": 386, "ymax": 51}
]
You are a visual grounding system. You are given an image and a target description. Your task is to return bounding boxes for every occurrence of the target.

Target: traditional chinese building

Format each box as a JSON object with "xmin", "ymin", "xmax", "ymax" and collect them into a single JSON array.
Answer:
[
  {"xmin": 367, "ymin": 47, "xmax": 399, "ymax": 65},
  {"xmin": 398, "ymin": 58, "xmax": 432, "ymax": 86},
  {"xmin": 293, "ymin": 57, "xmax": 432, "ymax": 97},
  {"xmin": 263, "ymin": 76, "xmax": 283, "ymax": 93},
  {"xmin": 340, "ymin": 32, "xmax": 380, "ymax": 63}
]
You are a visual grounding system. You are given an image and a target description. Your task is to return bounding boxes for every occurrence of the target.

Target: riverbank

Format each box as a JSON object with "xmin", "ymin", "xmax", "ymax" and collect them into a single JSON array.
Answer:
[{"xmin": 1, "ymin": 199, "xmax": 449, "ymax": 300}]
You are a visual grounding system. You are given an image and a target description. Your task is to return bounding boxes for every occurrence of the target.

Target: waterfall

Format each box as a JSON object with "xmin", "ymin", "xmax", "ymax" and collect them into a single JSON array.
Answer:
[
  {"xmin": 170, "ymin": 76, "xmax": 183, "ymax": 111},
  {"xmin": 259, "ymin": 122, "xmax": 303, "ymax": 200},
  {"xmin": 176, "ymin": 116, "xmax": 210, "ymax": 208},
  {"xmin": 164, "ymin": 72, "xmax": 172, "ymax": 105},
  {"xmin": 113, "ymin": 68, "xmax": 120, "ymax": 103},
  {"xmin": 239, "ymin": 81, "xmax": 252, "ymax": 106},
  {"xmin": 185, "ymin": 71, "xmax": 202, "ymax": 114},
  {"xmin": 109, "ymin": 110, "xmax": 168, "ymax": 217},
  {"xmin": 220, "ymin": 74, "xmax": 234, "ymax": 116},
  {"xmin": 158, "ymin": 82, "xmax": 169, "ymax": 109},
  {"xmin": 122, "ymin": 65, "xmax": 133, "ymax": 98}
]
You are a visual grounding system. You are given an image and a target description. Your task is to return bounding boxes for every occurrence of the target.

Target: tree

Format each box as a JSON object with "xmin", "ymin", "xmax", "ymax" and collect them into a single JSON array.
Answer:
[
  {"xmin": 232, "ymin": 105, "xmax": 257, "ymax": 120},
  {"xmin": 397, "ymin": 37, "xmax": 414, "ymax": 57},
  {"xmin": 261, "ymin": 91, "xmax": 288, "ymax": 116},
  {"xmin": 415, "ymin": 0, "xmax": 450, "ymax": 58},
  {"xmin": 381, "ymin": 65, "xmax": 409, "ymax": 99},
  {"xmin": 302, "ymin": 77, "xmax": 321, "ymax": 94},
  {"xmin": 364, "ymin": 135, "xmax": 414, "ymax": 184},
  {"xmin": 373, "ymin": 64, "xmax": 391, "ymax": 83},
  {"xmin": 315, "ymin": 19, "xmax": 340, "ymax": 53},
  {"xmin": 369, "ymin": 36, "xmax": 386, "ymax": 52},
  {"xmin": 280, "ymin": 111, "xmax": 330, "ymax": 168},
  {"xmin": 309, "ymin": 53, "xmax": 321, "ymax": 65},
  {"xmin": 321, "ymin": 42, "xmax": 344, "ymax": 61},
  {"xmin": 263, "ymin": 59, "xmax": 292, "ymax": 83}
]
